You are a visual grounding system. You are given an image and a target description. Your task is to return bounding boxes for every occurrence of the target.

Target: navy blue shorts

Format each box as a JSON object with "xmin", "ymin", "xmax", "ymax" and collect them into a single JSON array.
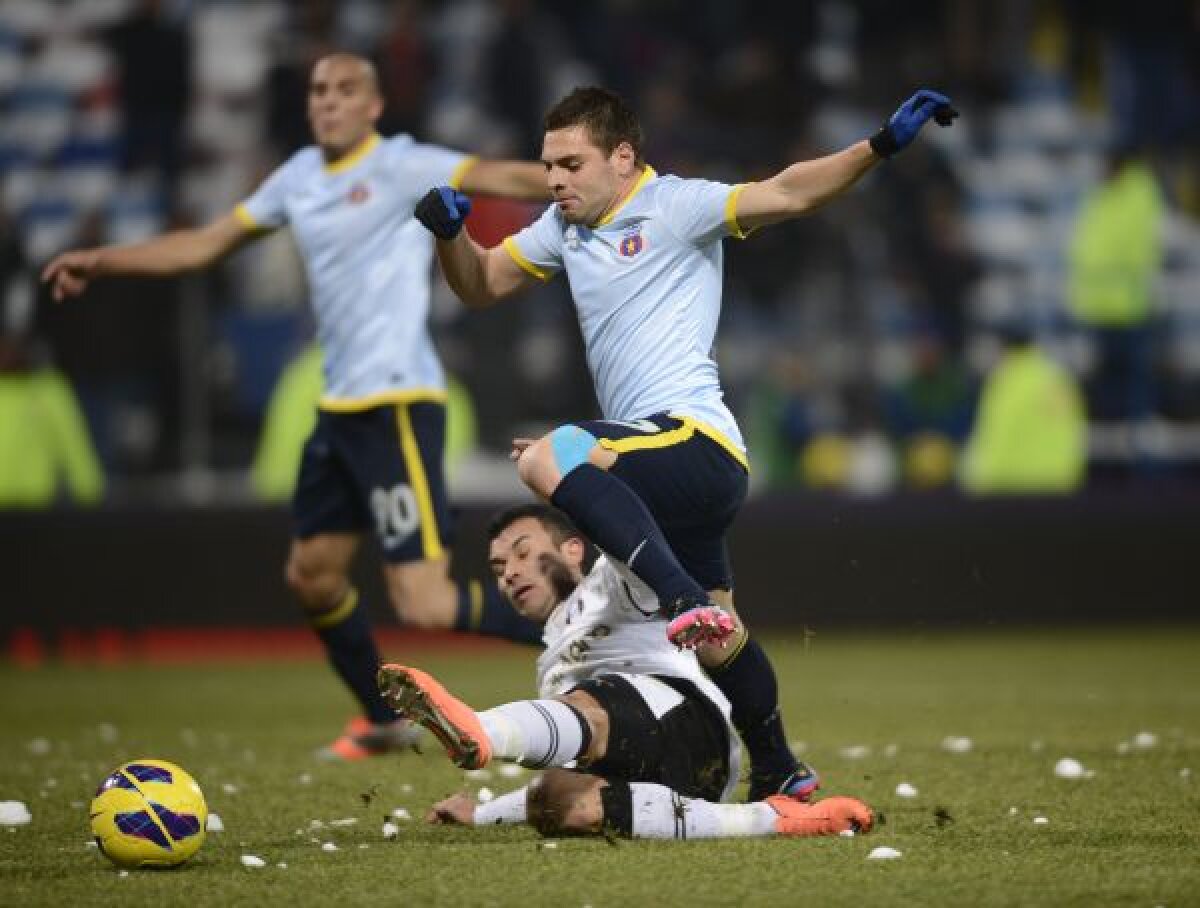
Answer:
[
  {"xmin": 573, "ymin": 414, "xmax": 748, "ymax": 591},
  {"xmin": 292, "ymin": 402, "xmax": 452, "ymax": 564}
]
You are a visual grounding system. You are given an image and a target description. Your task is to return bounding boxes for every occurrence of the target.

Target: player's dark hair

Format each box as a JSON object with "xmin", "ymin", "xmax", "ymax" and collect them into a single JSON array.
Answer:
[
  {"xmin": 487, "ymin": 503, "xmax": 582, "ymax": 546},
  {"xmin": 544, "ymin": 86, "xmax": 644, "ymax": 165}
]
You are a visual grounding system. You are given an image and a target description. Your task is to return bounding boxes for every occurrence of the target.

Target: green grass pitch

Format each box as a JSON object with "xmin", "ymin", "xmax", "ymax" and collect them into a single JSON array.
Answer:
[{"xmin": 2, "ymin": 627, "xmax": 1198, "ymax": 907}]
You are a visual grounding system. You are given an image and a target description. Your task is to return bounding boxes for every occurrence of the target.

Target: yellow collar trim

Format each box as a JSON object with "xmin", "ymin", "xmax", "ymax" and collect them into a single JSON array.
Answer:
[
  {"xmin": 324, "ymin": 133, "xmax": 381, "ymax": 174},
  {"xmin": 593, "ymin": 165, "xmax": 656, "ymax": 227}
]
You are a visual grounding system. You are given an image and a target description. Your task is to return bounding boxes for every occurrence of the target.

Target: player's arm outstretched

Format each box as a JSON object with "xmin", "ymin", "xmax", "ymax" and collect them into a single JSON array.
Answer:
[
  {"xmin": 456, "ymin": 160, "xmax": 548, "ymax": 202},
  {"xmin": 413, "ymin": 188, "xmax": 537, "ymax": 309},
  {"xmin": 41, "ymin": 214, "xmax": 256, "ymax": 302},
  {"xmin": 734, "ymin": 89, "xmax": 958, "ymax": 233}
]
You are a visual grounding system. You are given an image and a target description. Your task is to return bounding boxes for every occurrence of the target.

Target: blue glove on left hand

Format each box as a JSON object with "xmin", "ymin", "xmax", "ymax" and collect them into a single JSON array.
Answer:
[
  {"xmin": 415, "ymin": 186, "xmax": 472, "ymax": 239},
  {"xmin": 869, "ymin": 89, "xmax": 958, "ymax": 158}
]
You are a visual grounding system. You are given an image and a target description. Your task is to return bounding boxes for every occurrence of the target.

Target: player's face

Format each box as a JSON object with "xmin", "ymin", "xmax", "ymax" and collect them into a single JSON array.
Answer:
[
  {"xmin": 541, "ymin": 125, "xmax": 638, "ymax": 225},
  {"xmin": 488, "ymin": 517, "xmax": 586, "ymax": 622},
  {"xmin": 307, "ymin": 57, "xmax": 383, "ymax": 160}
]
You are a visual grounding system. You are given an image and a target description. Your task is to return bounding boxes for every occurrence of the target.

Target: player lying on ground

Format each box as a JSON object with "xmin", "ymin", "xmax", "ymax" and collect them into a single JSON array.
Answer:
[{"xmin": 378, "ymin": 504, "xmax": 873, "ymax": 840}]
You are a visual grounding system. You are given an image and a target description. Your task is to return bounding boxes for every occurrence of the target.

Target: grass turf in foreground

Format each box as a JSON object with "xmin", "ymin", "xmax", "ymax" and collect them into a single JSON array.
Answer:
[{"xmin": 1, "ymin": 627, "xmax": 1198, "ymax": 907}]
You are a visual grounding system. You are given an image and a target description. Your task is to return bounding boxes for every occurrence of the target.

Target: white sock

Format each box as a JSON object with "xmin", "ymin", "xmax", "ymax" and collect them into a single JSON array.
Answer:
[
  {"xmin": 628, "ymin": 782, "xmax": 778, "ymax": 840},
  {"xmin": 478, "ymin": 700, "xmax": 587, "ymax": 768},
  {"xmin": 473, "ymin": 787, "xmax": 528, "ymax": 826}
]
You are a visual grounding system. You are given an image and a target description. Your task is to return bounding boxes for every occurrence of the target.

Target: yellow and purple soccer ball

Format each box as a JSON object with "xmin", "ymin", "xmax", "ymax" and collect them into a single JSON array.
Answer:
[{"xmin": 89, "ymin": 759, "xmax": 207, "ymax": 869}]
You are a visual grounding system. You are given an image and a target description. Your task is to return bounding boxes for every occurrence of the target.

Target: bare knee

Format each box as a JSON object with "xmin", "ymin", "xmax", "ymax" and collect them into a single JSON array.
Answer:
[
  {"xmin": 285, "ymin": 550, "xmax": 344, "ymax": 608},
  {"xmin": 526, "ymin": 770, "xmax": 605, "ymax": 837},
  {"xmin": 384, "ymin": 560, "xmax": 456, "ymax": 630},
  {"xmin": 558, "ymin": 690, "xmax": 609, "ymax": 763},
  {"xmin": 515, "ymin": 437, "xmax": 556, "ymax": 496}
]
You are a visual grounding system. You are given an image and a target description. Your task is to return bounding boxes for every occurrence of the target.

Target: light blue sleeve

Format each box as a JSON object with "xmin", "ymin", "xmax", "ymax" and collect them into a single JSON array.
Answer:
[
  {"xmin": 659, "ymin": 176, "xmax": 743, "ymax": 246},
  {"xmin": 391, "ymin": 138, "xmax": 475, "ymax": 191},
  {"xmin": 235, "ymin": 153, "xmax": 304, "ymax": 230},
  {"xmin": 234, "ymin": 152, "xmax": 307, "ymax": 230},
  {"xmin": 502, "ymin": 205, "xmax": 564, "ymax": 282}
]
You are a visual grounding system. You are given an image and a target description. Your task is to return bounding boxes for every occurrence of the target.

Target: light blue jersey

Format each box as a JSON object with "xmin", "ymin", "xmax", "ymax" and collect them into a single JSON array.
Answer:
[
  {"xmin": 502, "ymin": 167, "xmax": 748, "ymax": 456},
  {"xmin": 235, "ymin": 133, "xmax": 475, "ymax": 411}
]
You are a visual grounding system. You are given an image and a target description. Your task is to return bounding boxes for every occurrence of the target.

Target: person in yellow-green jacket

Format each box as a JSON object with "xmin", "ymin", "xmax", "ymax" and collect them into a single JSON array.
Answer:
[
  {"xmin": 961, "ymin": 327, "xmax": 1086, "ymax": 494},
  {"xmin": 0, "ymin": 333, "xmax": 103, "ymax": 508},
  {"xmin": 1067, "ymin": 151, "xmax": 1164, "ymax": 425}
]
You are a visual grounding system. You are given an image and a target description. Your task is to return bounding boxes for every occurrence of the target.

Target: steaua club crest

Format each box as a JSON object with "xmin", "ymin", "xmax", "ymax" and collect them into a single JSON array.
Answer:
[
  {"xmin": 618, "ymin": 228, "xmax": 645, "ymax": 257},
  {"xmin": 347, "ymin": 183, "xmax": 370, "ymax": 205}
]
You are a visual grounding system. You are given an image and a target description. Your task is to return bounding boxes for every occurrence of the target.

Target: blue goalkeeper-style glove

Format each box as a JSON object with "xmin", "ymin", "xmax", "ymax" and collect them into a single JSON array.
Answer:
[
  {"xmin": 415, "ymin": 187, "xmax": 472, "ymax": 239},
  {"xmin": 869, "ymin": 89, "xmax": 958, "ymax": 158}
]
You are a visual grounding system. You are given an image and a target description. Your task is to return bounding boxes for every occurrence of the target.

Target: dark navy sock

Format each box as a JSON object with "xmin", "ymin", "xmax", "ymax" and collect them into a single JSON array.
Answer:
[
  {"xmin": 454, "ymin": 579, "xmax": 543, "ymax": 645},
  {"xmin": 708, "ymin": 636, "xmax": 798, "ymax": 791},
  {"xmin": 550, "ymin": 463, "xmax": 704, "ymax": 604},
  {"xmin": 308, "ymin": 588, "xmax": 394, "ymax": 725}
]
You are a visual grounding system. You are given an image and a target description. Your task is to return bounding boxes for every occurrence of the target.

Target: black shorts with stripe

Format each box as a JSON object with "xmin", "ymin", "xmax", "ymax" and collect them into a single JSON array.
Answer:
[
  {"xmin": 568, "ymin": 673, "xmax": 732, "ymax": 802},
  {"xmin": 292, "ymin": 402, "xmax": 452, "ymax": 563},
  {"xmin": 573, "ymin": 413, "xmax": 749, "ymax": 591}
]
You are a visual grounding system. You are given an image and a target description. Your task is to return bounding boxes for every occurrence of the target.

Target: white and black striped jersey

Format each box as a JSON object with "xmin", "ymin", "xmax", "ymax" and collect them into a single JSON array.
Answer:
[{"xmin": 535, "ymin": 555, "xmax": 731, "ymax": 722}]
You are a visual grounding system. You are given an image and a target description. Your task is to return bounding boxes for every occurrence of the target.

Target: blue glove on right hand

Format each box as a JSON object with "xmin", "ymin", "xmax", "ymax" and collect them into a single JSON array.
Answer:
[
  {"xmin": 869, "ymin": 89, "xmax": 958, "ymax": 158},
  {"xmin": 415, "ymin": 187, "xmax": 472, "ymax": 239}
]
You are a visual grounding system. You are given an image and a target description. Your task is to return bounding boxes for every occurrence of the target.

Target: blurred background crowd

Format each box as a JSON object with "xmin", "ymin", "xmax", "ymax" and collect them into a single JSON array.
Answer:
[{"xmin": 2, "ymin": 0, "xmax": 1199, "ymax": 508}]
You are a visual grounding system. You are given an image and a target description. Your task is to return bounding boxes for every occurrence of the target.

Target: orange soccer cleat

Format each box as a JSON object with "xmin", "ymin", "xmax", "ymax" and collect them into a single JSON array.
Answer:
[
  {"xmin": 315, "ymin": 715, "xmax": 422, "ymax": 761},
  {"xmin": 377, "ymin": 664, "xmax": 492, "ymax": 769},
  {"xmin": 766, "ymin": 794, "xmax": 875, "ymax": 838}
]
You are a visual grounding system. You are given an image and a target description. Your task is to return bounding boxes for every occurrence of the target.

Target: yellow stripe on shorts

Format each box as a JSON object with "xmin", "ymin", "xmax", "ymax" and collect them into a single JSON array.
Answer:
[
  {"xmin": 598, "ymin": 416, "xmax": 750, "ymax": 471},
  {"xmin": 395, "ymin": 404, "xmax": 443, "ymax": 560}
]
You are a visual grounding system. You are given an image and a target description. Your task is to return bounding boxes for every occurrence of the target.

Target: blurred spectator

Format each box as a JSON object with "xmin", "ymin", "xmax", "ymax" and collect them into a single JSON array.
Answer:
[
  {"xmin": 943, "ymin": 2, "xmax": 1031, "ymax": 110},
  {"xmin": 705, "ymin": 22, "xmax": 817, "ymax": 170},
  {"xmin": 106, "ymin": 0, "xmax": 192, "ymax": 200},
  {"xmin": 854, "ymin": 0, "xmax": 948, "ymax": 108},
  {"xmin": 882, "ymin": 329, "xmax": 976, "ymax": 488},
  {"xmin": 1082, "ymin": 1, "xmax": 1198, "ymax": 151},
  {"xmin": 961, "ymin": 327, "xmax": 1086, "ymax": 494},
  {"xmin": 1064, "ymin": 1, "xmax": 1200, "ymax": 211},
  {"xmin": 479, "ymin": 0, "xmax": 550, "ymax": 157},
  {"xmin": 639, "ymin": 76, "xmax": 715, "ymax": 175},
  {"xmin": 37, "ymin": 210, "xmax": 183, "ymax": 474},
  {"xmin": 1066, "ymin": 151, "xmax": 1165, "ymax": 425},
  {"xmin": 1, "ymin": 211, "xmax": 103, "ymax": 506},
  {"xmin": 266, "ymin": 0, "xmax": 339, "ymax": 158},
  {"xmin": 878, "ymin": 143, "xmax": 979, "ymax": 356},
  {"xmin": 0, "ymin": 331, "xmax": 104, "ymax": 508},
  {"xmin": 375, "ymin": 0, "xmax": 434, "ymax": 136},
  {"xmin": 746, "ymin": 351, "xmax": 820, "ymax": 488}
]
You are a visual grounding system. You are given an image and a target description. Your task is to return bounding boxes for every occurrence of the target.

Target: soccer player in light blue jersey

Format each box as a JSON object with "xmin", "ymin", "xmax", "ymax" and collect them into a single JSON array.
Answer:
[
  {"xmin": 43, "ymin": 53, "xmax": 550, "ymax": 761},
  {"xmin": 413, "ymin": 85, "xmax": 957, "ymax": 798}
]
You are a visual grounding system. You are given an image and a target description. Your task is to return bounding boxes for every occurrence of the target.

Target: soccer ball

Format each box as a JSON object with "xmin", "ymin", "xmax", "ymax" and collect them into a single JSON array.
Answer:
[{"xmin": 89, "ymin": 759, "xmax": 207, "ymax": 869}]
